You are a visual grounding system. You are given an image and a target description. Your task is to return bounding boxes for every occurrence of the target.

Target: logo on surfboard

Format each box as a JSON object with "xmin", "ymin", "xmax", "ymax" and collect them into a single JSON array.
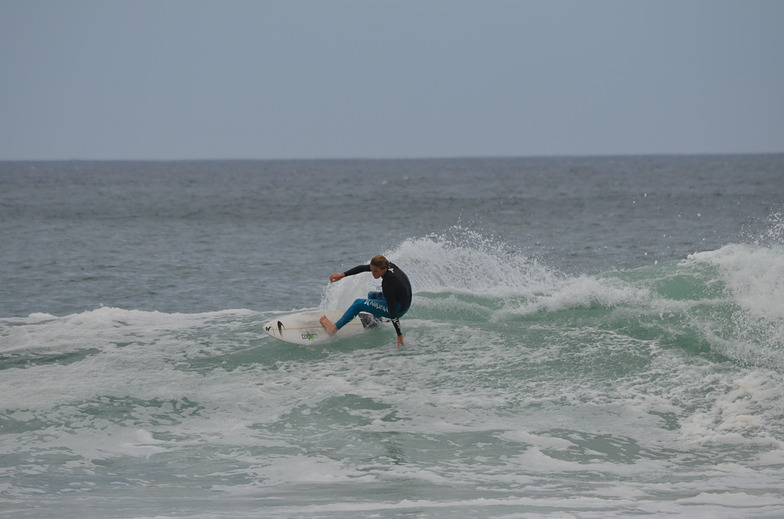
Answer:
[
  {"xmin": 264, "ymin": 321, "xmax": 287, "ymax": 336},
  {"xmin": 264, "ymin": 320, "xmax": 319, "ymax": 341}
]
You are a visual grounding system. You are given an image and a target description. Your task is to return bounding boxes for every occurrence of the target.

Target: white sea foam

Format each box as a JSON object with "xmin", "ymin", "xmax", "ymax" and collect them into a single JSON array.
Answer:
[
  {"xmin": 2, "ymin": 237, "xmax": 784, "ymax": 519},
  {"xmin": 688, "ymin": 244, "xmax": 784, "ymax": 321},
  {"xmin": 687, "ymin": 244, "xmax": 784, "ymax": 369}
]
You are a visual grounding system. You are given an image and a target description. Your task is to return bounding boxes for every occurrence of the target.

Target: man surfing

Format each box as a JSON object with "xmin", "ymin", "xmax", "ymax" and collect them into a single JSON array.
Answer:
[{"xmin": 320, "ymin": 255, "xmax": 412, "ymax": 347}]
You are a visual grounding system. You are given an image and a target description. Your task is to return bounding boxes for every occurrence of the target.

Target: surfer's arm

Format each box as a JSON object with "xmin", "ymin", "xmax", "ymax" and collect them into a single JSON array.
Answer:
[
  {"xmin": 344, "ymin": 265, "xmax": 371, "ymax": 277},
  {"xmin": 387, "ymin": 300, "xmax": 405, "ymax": 347},
  {"xmin": 383, "ymin": 285, "xmax": 405, "ymax": 347},
  {"xmin": 384, "ymin": 288, "xmax": 404, "ymax": 336},
  {"xmin": 329, "ymin": 264, "xmax": 370, "ymax": 283},
  {"xmin": 330, "ymin": 264, "xmax": 370, "ymax": 282},
  {"xmin": 391, "ymin": 316, "xmax": 404, "ymax": 347}
]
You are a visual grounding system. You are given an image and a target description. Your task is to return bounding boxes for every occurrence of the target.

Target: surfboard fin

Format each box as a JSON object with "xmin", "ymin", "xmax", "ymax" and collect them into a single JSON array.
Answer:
[{"xmin": 359, "ymin": 312, "xmax": 381, "ymax": 329}]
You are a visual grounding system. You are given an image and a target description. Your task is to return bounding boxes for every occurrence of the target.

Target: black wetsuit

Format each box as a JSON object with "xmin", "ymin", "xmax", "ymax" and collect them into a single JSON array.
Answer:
[{"xmin": 337, "ymin": 262, "xmax": 412, "ymax": 336}]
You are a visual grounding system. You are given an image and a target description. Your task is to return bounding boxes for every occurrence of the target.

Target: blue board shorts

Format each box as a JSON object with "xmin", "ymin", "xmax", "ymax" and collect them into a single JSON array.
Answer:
[{"xmin": 335, "ymin": 291, "xmax": 408, "ymax": 329}]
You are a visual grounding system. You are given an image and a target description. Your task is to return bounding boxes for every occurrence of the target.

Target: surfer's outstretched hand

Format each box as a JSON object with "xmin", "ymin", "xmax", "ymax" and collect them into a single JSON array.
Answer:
[
  {"xmin": 397, "ymin": 335, "xmax": 405, "ymax": 348},
  {"xmin": 329, "ymin": 272, "xmax": 346, "ymax": 283}
]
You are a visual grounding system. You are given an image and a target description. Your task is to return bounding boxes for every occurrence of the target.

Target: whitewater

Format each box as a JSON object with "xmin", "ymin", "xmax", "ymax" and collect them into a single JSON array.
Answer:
[{"xmin": 1, "ymin": 156, "xmax": 783, "ymax": 518}]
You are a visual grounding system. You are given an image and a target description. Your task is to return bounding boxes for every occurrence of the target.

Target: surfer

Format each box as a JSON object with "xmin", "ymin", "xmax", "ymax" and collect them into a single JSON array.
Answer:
[{"xmin": 320, "ymin": 255, "xmax": 412, "ymax": 347}]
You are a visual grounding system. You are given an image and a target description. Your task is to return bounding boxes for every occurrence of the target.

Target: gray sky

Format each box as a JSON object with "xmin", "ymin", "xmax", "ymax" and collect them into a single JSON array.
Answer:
[{"xmin": 1, "ymin": 0, "xmax": 783, "ymax": 160}]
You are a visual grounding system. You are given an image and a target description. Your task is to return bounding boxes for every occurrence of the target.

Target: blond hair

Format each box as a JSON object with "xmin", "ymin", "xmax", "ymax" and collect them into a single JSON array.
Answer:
[{"xmin": 370, "ymin": 255, "xmax": 390, "ymax": 269}]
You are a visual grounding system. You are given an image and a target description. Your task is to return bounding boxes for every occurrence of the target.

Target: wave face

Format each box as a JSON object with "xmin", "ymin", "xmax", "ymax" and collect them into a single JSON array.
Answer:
[{"xmin": 2, "ymin": 231, "xmax": 783, "ymax": 518}]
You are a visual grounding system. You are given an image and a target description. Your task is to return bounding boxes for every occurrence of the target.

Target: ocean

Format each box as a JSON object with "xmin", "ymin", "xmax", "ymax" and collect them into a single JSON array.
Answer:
[{"xmin": 1, "ymin": 155, "xmax": 783, "ymax": 518}]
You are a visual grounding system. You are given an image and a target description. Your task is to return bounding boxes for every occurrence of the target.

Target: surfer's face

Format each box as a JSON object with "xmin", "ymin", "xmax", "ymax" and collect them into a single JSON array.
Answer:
[{"xmin": 370, "ymin": 265, "xmax": 387, "ymax": 279}]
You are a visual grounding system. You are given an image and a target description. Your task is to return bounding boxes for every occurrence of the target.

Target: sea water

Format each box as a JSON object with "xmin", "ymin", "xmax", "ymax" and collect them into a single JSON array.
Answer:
[{"xmin": 1, "ymin": 156, "xmax": 783, "ymax": 518}]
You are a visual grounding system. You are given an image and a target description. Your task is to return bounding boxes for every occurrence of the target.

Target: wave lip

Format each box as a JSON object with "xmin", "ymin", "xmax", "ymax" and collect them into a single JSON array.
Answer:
[{"xmin": 685, "ymin": 244, "xmax": 784, "ymax": 367}]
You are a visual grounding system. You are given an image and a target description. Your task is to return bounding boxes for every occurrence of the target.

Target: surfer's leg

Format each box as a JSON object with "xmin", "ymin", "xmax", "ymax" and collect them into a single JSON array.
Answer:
[
  {"xmin": 334, "ymin": 298, "xmax": 375, "ymax": 329},
  {"xmin": 364, "ymin": 293, "xmax": 406, "ymax": 318},
  {"xmin": 334, "ymin": 296, "xmax": 406, "ymax": 330},
  {"xmin": 363, "ymin": 292, "xmax": 400, "ymax": 323}
]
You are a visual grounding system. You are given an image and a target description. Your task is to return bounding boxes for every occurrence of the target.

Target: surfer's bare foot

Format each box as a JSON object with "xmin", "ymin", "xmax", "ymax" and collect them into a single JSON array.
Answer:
[{"xmin": 320, "ymin": 315, "xmax": 338, "ymax": 335}]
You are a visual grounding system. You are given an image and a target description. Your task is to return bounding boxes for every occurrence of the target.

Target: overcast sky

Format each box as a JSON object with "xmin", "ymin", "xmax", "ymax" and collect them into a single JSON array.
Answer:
[{"xmin": 1, "ymin": 0, "xmax": 782, "ymax": 160}]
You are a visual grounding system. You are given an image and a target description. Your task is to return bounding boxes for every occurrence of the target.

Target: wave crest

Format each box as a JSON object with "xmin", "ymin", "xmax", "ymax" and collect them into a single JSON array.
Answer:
[{"xmin": 369, "ymin": 229, "xmax": 784, "ymax": 369}]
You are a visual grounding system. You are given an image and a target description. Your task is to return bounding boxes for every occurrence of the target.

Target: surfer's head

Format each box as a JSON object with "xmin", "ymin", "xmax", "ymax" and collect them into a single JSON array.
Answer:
[{"xmin": 370, "ymin": 255, "xmax": 390, "ymax": 278}]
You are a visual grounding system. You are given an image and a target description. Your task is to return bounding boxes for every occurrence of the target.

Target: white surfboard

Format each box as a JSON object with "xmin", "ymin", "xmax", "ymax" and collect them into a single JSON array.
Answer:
[{"xmin": 263, "ymin": 310, "xmax": 382, "ymax": 345}]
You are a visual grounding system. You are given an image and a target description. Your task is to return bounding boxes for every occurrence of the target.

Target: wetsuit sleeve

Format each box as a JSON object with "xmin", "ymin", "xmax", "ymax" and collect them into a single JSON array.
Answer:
[
  {"xmin": 343, "ymin": 264, "xmax": 371, "ymax": 277},
  {"xmin": 382, "ymin": 283, "xmax": 403, "ymax": 337}
]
